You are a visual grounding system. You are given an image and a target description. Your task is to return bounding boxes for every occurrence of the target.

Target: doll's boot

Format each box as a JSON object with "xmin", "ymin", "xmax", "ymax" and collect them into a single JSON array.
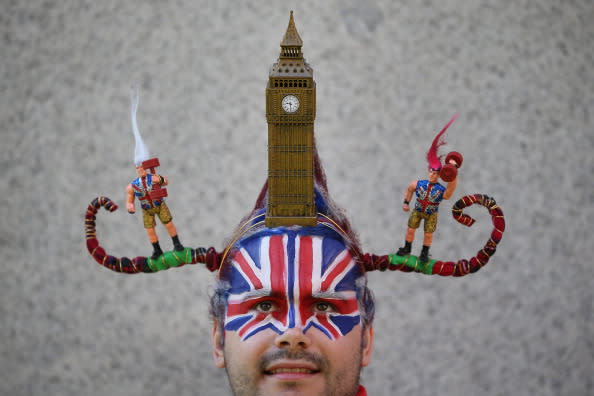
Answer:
[
  {"xmin": 172, "ymin": 235, "xmax": 184, "ymax": 252},
  {"xmin": 151, "ymin": 241, "xmax": 164, "ymax": 259},
  {"xmin": 419, "ymin": 245, "xmax": 430, "ymax": 263},
  {"xmin": 397, "ymin": 241, "xmax": 412, "ymax": 256}
]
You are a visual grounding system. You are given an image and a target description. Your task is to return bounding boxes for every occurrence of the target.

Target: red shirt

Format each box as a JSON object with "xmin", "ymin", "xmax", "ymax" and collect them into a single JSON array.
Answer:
[{"xmin": 357, "ymin": 385, "xmax": 367, "ymax": 396}]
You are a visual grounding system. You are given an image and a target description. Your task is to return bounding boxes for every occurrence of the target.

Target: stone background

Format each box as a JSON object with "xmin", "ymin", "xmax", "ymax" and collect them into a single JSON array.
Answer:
[{"xmin": 2, "ymin": 1, "xmax": 593, "ymax": 395}]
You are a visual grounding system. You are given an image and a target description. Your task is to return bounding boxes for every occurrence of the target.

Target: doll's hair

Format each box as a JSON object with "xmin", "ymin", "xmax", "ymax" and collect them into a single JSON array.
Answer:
[
  {"xmin": 426, "ymin": 127, "xmax": 447, "ymax": 171},
  {"xmin": 426, "ymin": 114, "xmax": 458, "ymax": 171}
]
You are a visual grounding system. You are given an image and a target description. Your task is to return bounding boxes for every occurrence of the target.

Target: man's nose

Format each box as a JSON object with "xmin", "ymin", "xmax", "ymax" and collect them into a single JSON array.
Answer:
[{"xmin": 275, "ymin": 327, "xmax": 312, "ymax": 350}]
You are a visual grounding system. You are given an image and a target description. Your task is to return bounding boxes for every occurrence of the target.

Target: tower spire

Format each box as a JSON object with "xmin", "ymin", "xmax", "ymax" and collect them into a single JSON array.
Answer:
[
  {"xmin": 280, "ymin": 11, "xmax": 303, "ymax": 59},
  {"xmin": 281, "ymin": 11, "xmax": 303, "ymax": 47}
]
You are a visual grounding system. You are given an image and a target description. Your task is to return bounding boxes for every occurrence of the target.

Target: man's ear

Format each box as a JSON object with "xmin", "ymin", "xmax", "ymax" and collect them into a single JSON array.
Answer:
[
  {"xmin": 361, "ymin": 326, "xmax": 374, "ymax": 367},
  {"xmin": 211, "ymin": 320, "xmax": 225, "ymax": 368}
]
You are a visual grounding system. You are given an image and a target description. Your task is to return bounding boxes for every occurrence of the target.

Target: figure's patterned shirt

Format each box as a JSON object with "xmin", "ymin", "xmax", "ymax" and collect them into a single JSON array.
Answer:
[
  {"xmin": 414, "ymin": 180, "xmax": 446, "ymax": 214},
  {"xmin": 223, "ymin": 231, "xmax": 362, "ymax": 341},
  {"xmin": 131, "ymin": 174, "xmax": 163, "ymax": 210}
]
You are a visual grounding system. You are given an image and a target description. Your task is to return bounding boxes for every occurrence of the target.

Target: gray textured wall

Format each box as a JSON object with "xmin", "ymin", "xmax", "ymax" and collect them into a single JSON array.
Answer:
[{"xmin": 2, "ymin": 1, "xmax": 593, "ymax": 395}]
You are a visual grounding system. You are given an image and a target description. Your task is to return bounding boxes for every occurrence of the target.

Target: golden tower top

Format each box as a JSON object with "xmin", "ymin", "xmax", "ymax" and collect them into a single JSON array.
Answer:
[
  {"xmin": 280, "ymin": 11, "xmax": 303, "ymax": 49},
  {"xmin": 270, "ymin": 11, "xmax": 312, "ymax": 78}
]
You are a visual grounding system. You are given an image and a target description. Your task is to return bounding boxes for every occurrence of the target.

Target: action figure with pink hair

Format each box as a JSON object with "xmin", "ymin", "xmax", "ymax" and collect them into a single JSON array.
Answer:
[{"xmin": 396, "ymin": 115, "xmax": 464, "ymax": 263}]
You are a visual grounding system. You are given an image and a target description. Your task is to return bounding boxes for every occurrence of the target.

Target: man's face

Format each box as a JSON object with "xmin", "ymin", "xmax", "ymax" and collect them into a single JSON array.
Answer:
[
  {"xmin": 136, "ymin": 166, "xmax": 147, "ymax": 177},
  {"xmin": 212, "ymin": 231, "xmax": 373, "ymax": 396},
  {"xmin": 428, "ymin": 168, "xmax": 440, "ymax": 183}
]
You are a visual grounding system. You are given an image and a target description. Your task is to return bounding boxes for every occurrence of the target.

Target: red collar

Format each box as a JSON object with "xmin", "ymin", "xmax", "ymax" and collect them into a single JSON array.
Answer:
[{"xmin": 357, "ymin": 385, "xmax": 367, "ymax": 396}]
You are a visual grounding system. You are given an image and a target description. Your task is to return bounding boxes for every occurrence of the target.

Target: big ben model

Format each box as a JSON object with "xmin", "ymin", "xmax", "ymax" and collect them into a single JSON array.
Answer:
[{"xmin": 266, "ymin": 11, "xmax": 317, "ymax": 227}]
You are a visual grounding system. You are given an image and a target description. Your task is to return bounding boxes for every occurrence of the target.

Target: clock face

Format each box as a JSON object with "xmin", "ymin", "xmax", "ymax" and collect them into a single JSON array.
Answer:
[{"xmin": 281, "ymin": 95, "xmax": 300, "ymax": 113}]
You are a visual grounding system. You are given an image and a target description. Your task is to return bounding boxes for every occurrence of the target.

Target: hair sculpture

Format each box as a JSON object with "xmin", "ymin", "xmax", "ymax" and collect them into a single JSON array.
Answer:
[
  {"xmin": 85, "ymin": 13, "xmax": 505, "ymax": 280},
  {"xmin": 85, "ymin": 143, "xmax": 505, "ymax": 277}
]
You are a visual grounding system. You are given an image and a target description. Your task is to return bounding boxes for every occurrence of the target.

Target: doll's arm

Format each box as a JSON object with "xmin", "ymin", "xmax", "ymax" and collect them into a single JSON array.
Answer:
[
  {"xmin": 402, "ymin": 180, "xmax": 417, "ymax": 211},
  {"xmin": 153, "ymin": 174, "xmax": 169, "ymax": 186},
  {"xmin": 443, "ymin": 177, "xmax": 458, "ymax": 200},
  {"xmin": 126, "ymin": 184, "xmax": 136, "ymax": 213}
]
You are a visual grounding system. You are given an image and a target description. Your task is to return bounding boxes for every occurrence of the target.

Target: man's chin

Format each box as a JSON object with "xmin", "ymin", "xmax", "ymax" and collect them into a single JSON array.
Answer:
[{"xmin": 259, "ymin": 371, "xmax": 324, "ymax": 395}]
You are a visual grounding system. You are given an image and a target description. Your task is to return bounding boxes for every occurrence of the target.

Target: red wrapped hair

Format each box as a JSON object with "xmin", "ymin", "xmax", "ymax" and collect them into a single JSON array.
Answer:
[{"xmin": 427, "ymin": 114, "xmax": 458, "ymax": 171}]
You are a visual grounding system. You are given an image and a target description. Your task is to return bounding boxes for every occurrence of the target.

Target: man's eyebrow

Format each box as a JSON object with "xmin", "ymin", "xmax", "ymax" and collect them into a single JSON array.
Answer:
[
  {"xmin": 311, "ymin": 290, "xmax": 355, "ymax": 300},
  {"xmin": 229, "ymin": 289, "xmax": 274, "ymax": 302}
]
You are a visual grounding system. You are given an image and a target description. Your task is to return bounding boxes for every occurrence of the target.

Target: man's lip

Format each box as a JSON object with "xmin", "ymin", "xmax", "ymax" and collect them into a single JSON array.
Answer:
[{"xmin": 263, "ymin": 360, "xmax": 320, "ymax": 375}]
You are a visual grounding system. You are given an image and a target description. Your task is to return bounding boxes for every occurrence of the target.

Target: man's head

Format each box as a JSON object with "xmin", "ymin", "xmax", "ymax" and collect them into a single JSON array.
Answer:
[
  {"xmin": 135, "ymin": 165, "xmax": 147, "ymax": 177},
  {"xmin": 428, "ymin": 167, "xmax": 440, "ymax": 183},
  {"xmin": 210, "ymin": 223, "xmax": 375, "ymax": 396}
]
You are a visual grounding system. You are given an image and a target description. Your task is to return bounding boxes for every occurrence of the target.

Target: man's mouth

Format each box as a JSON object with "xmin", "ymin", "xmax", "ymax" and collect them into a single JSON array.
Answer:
[
  {"xmin": 265, "ymin": 367, "xmax": 318, "ymax": 375},
  {"xmin": 263, "ymin": 361, "xmax": 321, "ymax": 378}
]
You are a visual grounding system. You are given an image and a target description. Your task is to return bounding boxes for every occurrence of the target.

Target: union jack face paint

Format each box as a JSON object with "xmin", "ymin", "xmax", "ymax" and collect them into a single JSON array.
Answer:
[{"xmin": 222, "ymin": 229, "xmax": 363, "ymax": 341}]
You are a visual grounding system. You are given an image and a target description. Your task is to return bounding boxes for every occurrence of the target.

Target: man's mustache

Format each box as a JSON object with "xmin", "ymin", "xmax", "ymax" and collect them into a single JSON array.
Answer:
[{"xmin": 258, "ymin": 349, "xmax": 329, "ymax": 372}]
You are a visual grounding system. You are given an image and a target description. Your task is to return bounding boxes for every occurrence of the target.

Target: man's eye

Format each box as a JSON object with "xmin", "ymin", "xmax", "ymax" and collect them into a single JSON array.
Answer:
[
  {"xmin": 314, "ymin": 301, "xmax": 334, "ymax": 313},
  {"xmin": 254, "ymin": 301, "xmax": 274, "ymax": 312}
]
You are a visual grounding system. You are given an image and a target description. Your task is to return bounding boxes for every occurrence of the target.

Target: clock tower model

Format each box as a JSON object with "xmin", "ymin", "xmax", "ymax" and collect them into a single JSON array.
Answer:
[{"xmin": 266, "ymin": 11, "xmax": 317, "ymax": 227}]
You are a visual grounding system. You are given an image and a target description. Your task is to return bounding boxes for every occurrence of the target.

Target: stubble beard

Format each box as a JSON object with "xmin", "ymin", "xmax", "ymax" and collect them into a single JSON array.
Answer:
[{"xmin": 223, "ymin": 345, "xmax": 362, "ymax": 396}]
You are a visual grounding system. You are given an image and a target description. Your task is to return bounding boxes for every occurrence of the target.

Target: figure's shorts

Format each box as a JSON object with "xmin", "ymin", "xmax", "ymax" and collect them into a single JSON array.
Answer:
[
  {"xmin": 408, "ymin": 210, "xmax": 439, "ymax": 233},
  {"xmin": 142, "ymin": 202, "xmax": 172, "ymax": 228}
]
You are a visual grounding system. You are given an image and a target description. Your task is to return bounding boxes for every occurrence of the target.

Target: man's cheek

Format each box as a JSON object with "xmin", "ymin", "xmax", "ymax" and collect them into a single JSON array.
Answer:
[{"xmin": 306, "ymin": 313, "xmax": 361, "ymax": 339}]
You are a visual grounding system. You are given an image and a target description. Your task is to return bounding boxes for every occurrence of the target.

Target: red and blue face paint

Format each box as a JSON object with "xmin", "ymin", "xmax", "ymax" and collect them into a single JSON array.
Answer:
[{"xmin": 222, "ymin": 229, "xmax": 362, "ymax": 341}]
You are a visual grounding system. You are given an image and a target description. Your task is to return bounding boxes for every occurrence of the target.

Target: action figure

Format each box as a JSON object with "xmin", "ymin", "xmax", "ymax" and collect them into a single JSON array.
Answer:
[
  {"xmin": 125, "ymin": 89, "xmax": 183, "ymax": 259},
  {"xmin": 396, "ymin": 115, "xmax": 463, "ymax": 263},
  {"xmin": 126, "ymin": 161, "xmax": 183, "ymax": 259}
]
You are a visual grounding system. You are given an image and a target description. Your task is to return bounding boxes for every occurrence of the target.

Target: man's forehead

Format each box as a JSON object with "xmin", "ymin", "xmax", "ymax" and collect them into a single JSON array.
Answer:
[{"xmin": 221, "ymin": 229, "xmax": 362, "ymax": 293}]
